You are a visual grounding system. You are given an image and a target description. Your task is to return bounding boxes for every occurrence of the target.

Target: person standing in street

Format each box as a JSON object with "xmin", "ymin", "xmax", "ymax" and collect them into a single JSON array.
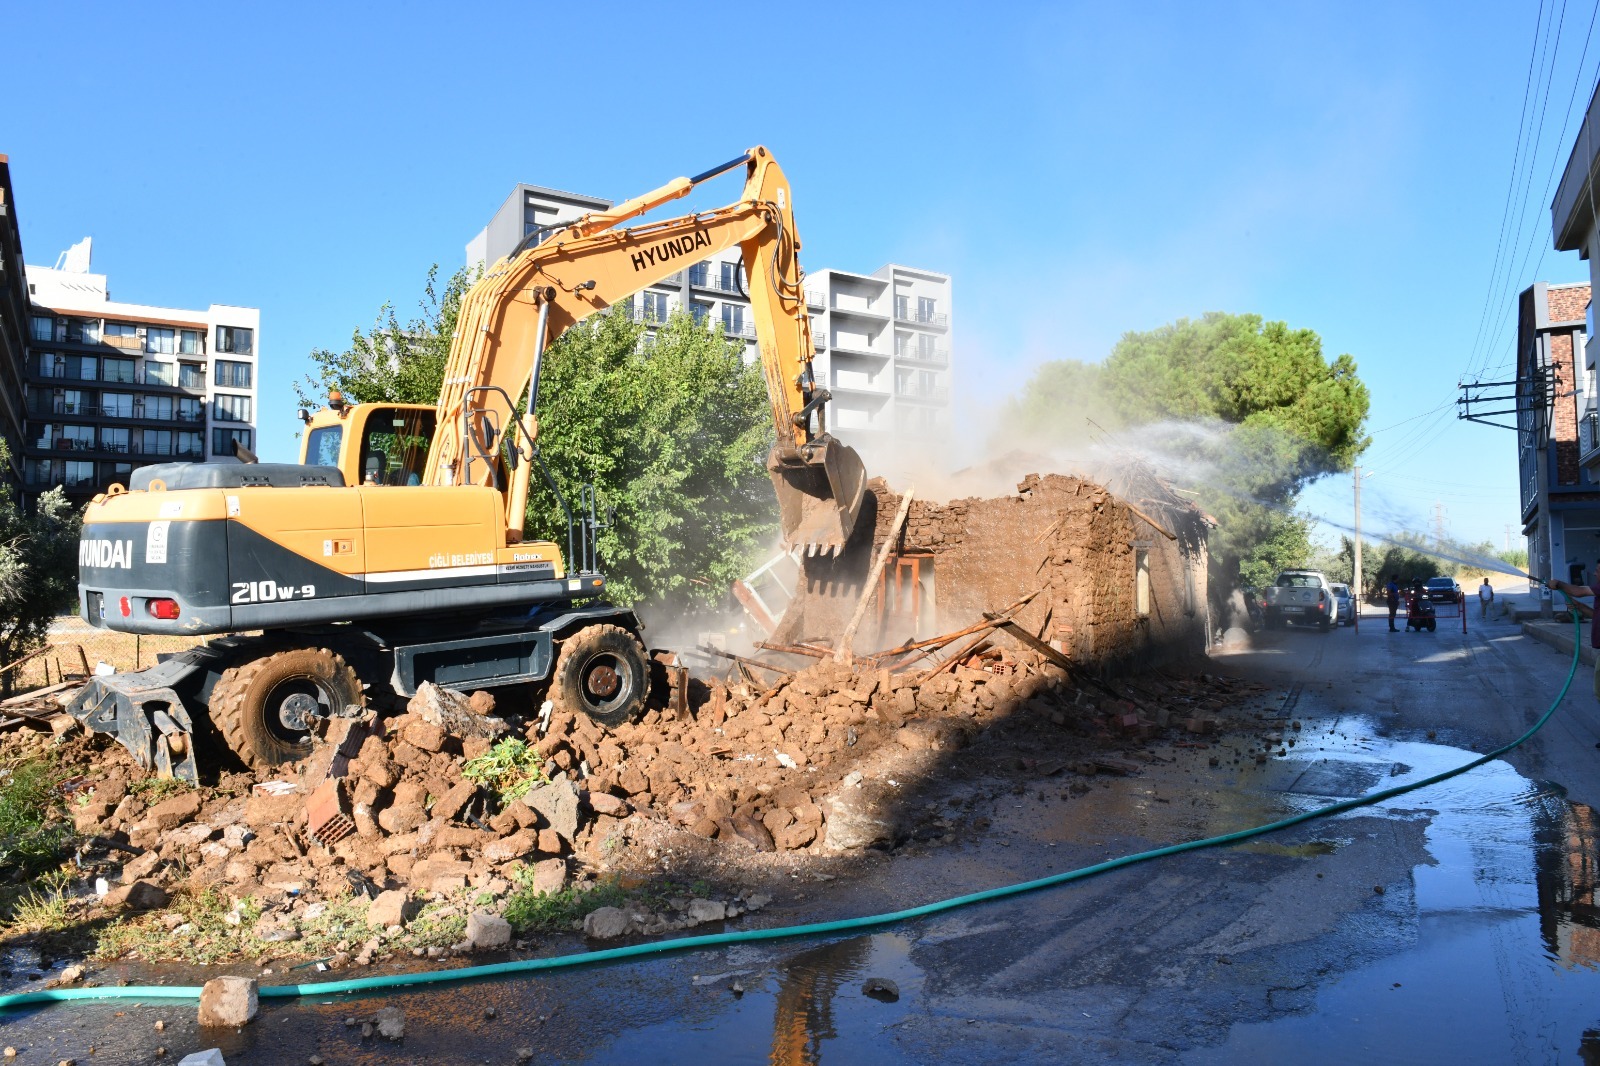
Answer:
[
  {"xmin": 1386, "ymin": 574, "xmax": 1401, "ymax": 631},
  {"xmin": 1479, "ymin": 578, "xmax": 1495, "ymax": 620}
]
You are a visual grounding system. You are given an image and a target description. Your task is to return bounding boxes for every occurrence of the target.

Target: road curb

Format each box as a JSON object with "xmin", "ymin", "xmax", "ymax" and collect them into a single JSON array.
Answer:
[{"xmin": 1520, "ymin": 621, "xmax": 1598, "ymax": 666}]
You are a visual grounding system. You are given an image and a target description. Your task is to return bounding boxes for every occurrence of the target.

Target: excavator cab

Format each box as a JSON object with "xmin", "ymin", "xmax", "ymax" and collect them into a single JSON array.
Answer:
[{"xmin": 300, "ymin": 398, "xmax": 436, "ymax": 488}]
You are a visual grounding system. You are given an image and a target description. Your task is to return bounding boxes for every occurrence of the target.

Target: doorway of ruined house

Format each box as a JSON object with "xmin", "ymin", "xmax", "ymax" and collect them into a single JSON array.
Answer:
[{"xmin": 877, "ymin": 553, "xmax": 937, "ymax": 647}]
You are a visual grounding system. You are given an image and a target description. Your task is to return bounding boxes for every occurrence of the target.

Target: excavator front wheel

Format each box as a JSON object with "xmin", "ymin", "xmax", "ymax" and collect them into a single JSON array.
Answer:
[
  {"xmin": 549, "ymin": 624, "xmax": 648, "ymax": 729},
  {"xmin": 210, "ymin": 647, "xmax": 365, "ymax": 770}
]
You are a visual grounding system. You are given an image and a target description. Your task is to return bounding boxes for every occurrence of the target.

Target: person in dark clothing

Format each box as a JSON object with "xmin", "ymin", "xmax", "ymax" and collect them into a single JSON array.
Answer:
[{"xmin": 1386, "ymin": 575, "xmax": 1401, "ymax": 632}]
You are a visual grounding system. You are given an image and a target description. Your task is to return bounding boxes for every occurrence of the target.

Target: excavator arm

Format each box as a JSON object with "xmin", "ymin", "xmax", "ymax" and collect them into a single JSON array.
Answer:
[{"xmin": 424, "ymin": 146, "xmax": 866, "ymax": 555}]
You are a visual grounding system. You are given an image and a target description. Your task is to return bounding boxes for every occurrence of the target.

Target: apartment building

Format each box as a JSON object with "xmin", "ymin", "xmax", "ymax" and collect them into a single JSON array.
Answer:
[
  {"xmin": 0, "ymin": 157, "xmax": 29, "ymax": 490},
  {"xmin": 22, "ymin": 239, "xmax": 259, "ymax": 503},
  {"xmin": 1512, "ymin": 282, "xmax": 1600, "ymax": 589},
  {"xmin": 466, "ymin": 185, "xmax": 953, "ymax": 455}
]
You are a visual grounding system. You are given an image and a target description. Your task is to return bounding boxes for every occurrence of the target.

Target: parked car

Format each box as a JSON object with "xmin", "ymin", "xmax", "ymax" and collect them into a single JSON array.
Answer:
[
  {"xmin": 1329, "ymin": 582, "xmax": 1355, "ymax": 626},
  {"xmin": 1260, "ymin": 570, "xmax": 1337, "ymax": 631},
  {"xmin": 1425, "ymin": 576, "xmax": 1463, "ymax": 603}
]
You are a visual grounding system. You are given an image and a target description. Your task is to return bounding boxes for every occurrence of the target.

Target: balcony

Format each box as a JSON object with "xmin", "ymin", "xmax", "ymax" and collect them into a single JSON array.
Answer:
[
  {"xmin": 830, "ymin": 342, "xmax": 889, "ymax": 359},
  {"xmin": 894, "ymin": 306, "xmax": 949, "ymax": 330},
  {"xmin": 894, "ymin": 346, "xmax": 949, "ymax": 368},
  {"xmin": 688, "ymin": 266, "xmax": 746, "ymax": 296},
  {"xmin": 629, "ymin": 304, "xmax": 670, "ymax": 327},
  {"xmin": 723, "ymin": 321, "xmax": 757, "ymax": 339},
  {"xmin": 805, "ymin": 290, "xmax": 825, "ymax": 310},
  {"xmin": 1583, "ymin": 411, "xmax": 1600, "ymax": 463},
  {"xmin": 895, "ymin": 382, "xmax": 950, "ymax": 405}
]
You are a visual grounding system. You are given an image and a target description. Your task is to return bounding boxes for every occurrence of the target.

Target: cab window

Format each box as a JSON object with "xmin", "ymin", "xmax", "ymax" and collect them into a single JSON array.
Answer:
[
  {"xmin": 359, "ymin": 408, "xmax": 435, "ymax": 486},
  {"xmin": 305, "ymin": 426, "xmax": 343, "ymax": 468}
]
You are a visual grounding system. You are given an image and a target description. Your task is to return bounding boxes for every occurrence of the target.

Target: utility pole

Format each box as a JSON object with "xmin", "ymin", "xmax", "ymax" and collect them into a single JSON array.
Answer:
[
  {"xmin": 1354, "ymin": 467, "xmax": 1372, "ymax": 616},
  {"xmin": 1432, "ymin": 502, "xmax": 1447, "ymax": 545},
  {"xmin": 1505, "ymin": 524, "xmax": 1512, "ymax": 551}
]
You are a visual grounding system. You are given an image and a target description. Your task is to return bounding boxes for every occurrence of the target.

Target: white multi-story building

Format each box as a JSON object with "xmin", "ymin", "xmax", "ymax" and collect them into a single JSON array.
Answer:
[
  {"xmin": 466, "ymin": 186, "xmax": 953, "ymax": 453},
  {"xmin": 23, "ymin": 238, "xmax": 259, "ymax": 502}
]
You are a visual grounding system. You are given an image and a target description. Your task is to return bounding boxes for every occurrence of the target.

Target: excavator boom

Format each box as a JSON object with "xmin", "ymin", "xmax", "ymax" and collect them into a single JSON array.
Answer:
[{"xmin": 427, "ymin": 146, "xmax": 865, "ymax": 553}]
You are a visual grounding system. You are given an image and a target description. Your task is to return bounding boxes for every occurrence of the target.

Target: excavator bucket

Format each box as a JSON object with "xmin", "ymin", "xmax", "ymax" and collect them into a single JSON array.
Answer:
[{"xmin": 768, "ymin": 438, "xmax": 868, "ymax": 556}]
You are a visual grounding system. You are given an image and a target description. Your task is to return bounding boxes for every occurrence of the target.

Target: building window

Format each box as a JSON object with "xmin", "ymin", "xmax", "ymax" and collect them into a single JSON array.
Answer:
[
  {"xmin": 720, "ymin": 262, "xmax": 741, "ymax": 292},
  {"xmin": 102, "ymin": 393, "xmax": 134, "ymax": 418},
  {"xmin": 101, "ymin": 427, "xmax": 130, "ymax": 454},
  {"xmin": 215, "ymin": 360, "xmax": 253, "ymax": 388},
  {"xmin": 918, "ymin": 297, "xmax": 936, "ymax": 320},
  {"xmin": 30, "ymin": 315, "xmax": 55, "ymax": 342},
  {"xmin": 144, "ymin": 327, "xmax": 175, "ymax": 355},
  {"xmin": 722, "ymin": 303, "xmax": 745, "ymax": 335},
  {"xmin": 61, "ymin": 424, "xmax": 96, "ymax": 451},
  {"xmin": 643, "ymin": 291, "xmax": 669, "ymax": 324},
  {"xmin": 691, "ymin": 300, "xmax": 712, "ymax": 326},
  {"xmin": 66, "ymin": 318, "xmax": 99, "ymax": 344},
  {"xmin": 688, "ymin": 264, "xmax": 709, "ymax": 288},
  {"xmin": 216, "ymin": 326, "xmax": 253, "ymax": 355},
  {"xmin": 144, "ymin": 361, "xmax": 173, "ymax": 387},
  {"xmin": 179, "ymin": 329, "xmax": 204, "ymax": 355},
  {"xmin": 178, "ymin": 397, "xmax": 204, "ymax": 423},
  {"xmin": 213, "ymin": 427, "xmax": 253, "ymax": 455},
  {"xmin": 142, "ymin": 429, "xmax": 174, "ymax": 456},
  {"xmin": 178, "ymin": 431, "xmax": 204, "ymax": 458},
  {"xmin": 143, "ymin": 395, "xmax": 174, "ymax": 420},
  {"xmin": 179, "ymin": 363, "xmax": 206, "ymax": 389},
  {"xmin": 53, "ymin": 390, "xmax": 85, "ymax": 415},
  {"xmin": 894, "ymin": 295, "xmax": 908, "ymax": 320},
  {"xmin": 64, "ymin": 461, "xmax": 95, "ymax": 487},
  {"xmin": 214, "ymin": 395, "xmax": 253, "ymax": 423},
  {"xmin": 1135, "ymin": 548, "xmax": 1151, "ymax": 619},
  {"xmin": 102, "ymin": 358, "xmax": 135, "ymax": 384},
  {"xmin": 104, "ymin": 322, "xmax": 139, "ymax": 347}
]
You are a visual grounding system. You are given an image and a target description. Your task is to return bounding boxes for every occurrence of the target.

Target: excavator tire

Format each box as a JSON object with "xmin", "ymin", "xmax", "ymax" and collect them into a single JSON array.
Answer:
[
  {"xmin": 209, "ymin": 647, "xmax": 364, "ymax": 770},
  {"xmin": 549, "ymin": 624, "xmax": 649, "ymax": 729}
]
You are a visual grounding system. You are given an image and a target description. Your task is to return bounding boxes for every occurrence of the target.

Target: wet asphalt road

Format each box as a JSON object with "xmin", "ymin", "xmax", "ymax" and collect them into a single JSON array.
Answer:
[{"xmin": 7, "ymin": 602, "xmax": 1600, "ymax": 1064}]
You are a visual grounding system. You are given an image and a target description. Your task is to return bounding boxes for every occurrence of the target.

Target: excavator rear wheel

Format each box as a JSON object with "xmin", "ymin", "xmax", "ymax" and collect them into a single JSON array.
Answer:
[
  {"xmin": 549, "ymin": 624, "xmax": 648, "ymax": 729},
  {"xmin": 209, "ymin": 647, "xmax": 364, "ymax": 770}
]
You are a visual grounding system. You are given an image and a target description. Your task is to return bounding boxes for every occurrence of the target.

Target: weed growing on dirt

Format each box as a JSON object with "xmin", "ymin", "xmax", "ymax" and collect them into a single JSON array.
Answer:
[
  {"xmin": 128, "ymin": 776, "xmax": 192, "ymax": 803},
  {"xmin": 0, "ymin": 758, "xmax": 70, "ymax": 880},
  {"xmin": 5, "ymin": 870, "xmax": 74, "ymax": 932},
  {"xmin": 502, "ymin": 875, "xmax": 628, "ymax": 933},
  {"xmin": 95, "ymin": 888, "xmax": 263, "ymax": 965},
  {"xmin": 461, "ymin": 739, "xmax": 547, "ymax": 802}
]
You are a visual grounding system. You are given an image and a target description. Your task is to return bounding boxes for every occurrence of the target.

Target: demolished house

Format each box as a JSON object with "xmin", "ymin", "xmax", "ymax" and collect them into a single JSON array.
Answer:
[{"xmin": 774, "ymin": 470, "xmax": 1212, "ymax": 675}]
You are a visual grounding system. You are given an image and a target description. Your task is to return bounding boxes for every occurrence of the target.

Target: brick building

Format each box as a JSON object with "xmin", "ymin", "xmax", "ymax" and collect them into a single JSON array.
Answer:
[{"xmin": 1516, "ymin": 281, "xmax": 1600, "ymax": 587}]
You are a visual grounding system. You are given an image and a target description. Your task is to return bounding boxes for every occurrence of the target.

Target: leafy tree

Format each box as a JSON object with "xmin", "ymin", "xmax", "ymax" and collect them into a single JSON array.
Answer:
[
  {"xmin": 308, "ymin": 268, "xmax": 776, "ymax": 609},
  {"xmin": 0, "ymin": 443, "xmax": 82, "ymax": 696},
  {"xmin": 1003, "ymin": 312, "xmax": 1370, "ymax": 585},
  {"xmin": 522, "ymin": 307, "xmax": 775, "ymax": 606}
]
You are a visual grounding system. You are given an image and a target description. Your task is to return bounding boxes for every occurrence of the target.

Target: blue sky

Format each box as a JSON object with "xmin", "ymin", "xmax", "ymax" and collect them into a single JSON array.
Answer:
[{"xmin": 5, "ymin": 2, "xmax": 1589, "ymax": 548}]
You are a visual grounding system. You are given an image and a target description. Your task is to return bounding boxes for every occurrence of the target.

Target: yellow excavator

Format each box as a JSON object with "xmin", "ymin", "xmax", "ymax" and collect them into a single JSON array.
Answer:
[{"xmin": 68, "ymin": 147, "xmax": 867, "ymax": 782}]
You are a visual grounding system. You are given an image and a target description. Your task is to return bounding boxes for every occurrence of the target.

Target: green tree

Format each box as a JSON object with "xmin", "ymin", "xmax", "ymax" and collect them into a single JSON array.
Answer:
[
  {"xmin": 524, "ymin": 307, "xmax": 775, "ymax": 606},
  {"xmin": 0, "ymin": 444, "xmax": 82, "ymax": 696},
  {"xmin": 1003, "ymin": 312, "xmax": 1370, "ymax": 585},
  {"xmin": 308, "ymin": 268, "xmax": 777, "ymax": 609}
]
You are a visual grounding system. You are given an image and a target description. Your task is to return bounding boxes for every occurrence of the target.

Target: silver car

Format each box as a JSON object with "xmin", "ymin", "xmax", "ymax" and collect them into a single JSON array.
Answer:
[{"xmin": 1329, "ymin": 583, "xmax": 1356, "ymax": 626}]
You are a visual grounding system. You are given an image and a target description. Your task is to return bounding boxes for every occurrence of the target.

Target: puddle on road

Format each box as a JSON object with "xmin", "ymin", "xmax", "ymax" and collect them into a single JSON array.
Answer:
[{"xmin": 1191, "ymin": 717, "xmax": 1600, "ymax": 1063}]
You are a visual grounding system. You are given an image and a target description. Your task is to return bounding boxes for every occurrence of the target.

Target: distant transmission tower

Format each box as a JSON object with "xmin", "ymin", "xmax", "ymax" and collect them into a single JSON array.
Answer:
[{"xmin": 1433, "ymin": 502, "xmax": 1447, "ymax": 545}]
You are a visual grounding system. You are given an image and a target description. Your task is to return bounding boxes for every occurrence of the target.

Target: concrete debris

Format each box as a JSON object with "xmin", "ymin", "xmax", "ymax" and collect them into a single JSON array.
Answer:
[
  {"xmin": 197, "ymin": 976, "xmax": 258, "ymax": 1027},
  {"xmin": 466, "ymin": 910, "xmax": 512, "ymax": 950},
  {"xmin": 583, "ymin": 906, "xmax": 631, "ymax": 940},
  {"xmin": 409, "ymin": 682, "xmax": 509, "ymax": 739},
  {"xmin": 176, "ymin": 1052, "xmax": 227, "ymax": 1066},
  {"xmin": 862, "ymin": 977, "xmax": 900, "ymax": 1001},
  {"xmin": 372, "ymin": 1006, "xmax": 406, "ymax": 1040}
]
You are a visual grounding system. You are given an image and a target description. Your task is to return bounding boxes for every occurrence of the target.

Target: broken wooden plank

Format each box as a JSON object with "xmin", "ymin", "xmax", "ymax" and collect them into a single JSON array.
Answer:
[
  {"xmin": 985, "ymin": 615, "xmax": 1074, "ymax": 671},
  {"xmin": 1120, "ymin": 499, "xmax": 1177, "ymax": 541},
  {"xmin": 755, "ymin": 641, "xmax": 830, "ymax": 659},
  {"xmin": 0, "ymin": 680, "xmax": 76, "ymax": 707},
  {"xmin": 697, "ymin": 645, "xmax": 794, "ymax": 679},
  {"xmin": 836, "ymin": 487, "xmax": 916, "ymax": 664}
]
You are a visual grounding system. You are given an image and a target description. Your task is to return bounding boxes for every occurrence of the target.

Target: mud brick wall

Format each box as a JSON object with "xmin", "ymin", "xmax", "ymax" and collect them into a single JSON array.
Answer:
[{"xmin": 777, "ymin": 473, "xmax": 1209, "ymax": 675}]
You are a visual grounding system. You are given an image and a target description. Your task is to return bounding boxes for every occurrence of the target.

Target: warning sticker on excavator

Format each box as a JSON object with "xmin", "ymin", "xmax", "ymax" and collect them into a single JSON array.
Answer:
[{"xmin": 146, "ymin": 521, "xmax": 169, "ymax": 565}]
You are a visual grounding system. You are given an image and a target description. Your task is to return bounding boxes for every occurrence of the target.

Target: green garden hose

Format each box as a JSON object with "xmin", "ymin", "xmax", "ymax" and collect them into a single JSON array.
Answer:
[{"xmin": 1, "ymin": 601, "xmax": 1582, "ymax": 1010}]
